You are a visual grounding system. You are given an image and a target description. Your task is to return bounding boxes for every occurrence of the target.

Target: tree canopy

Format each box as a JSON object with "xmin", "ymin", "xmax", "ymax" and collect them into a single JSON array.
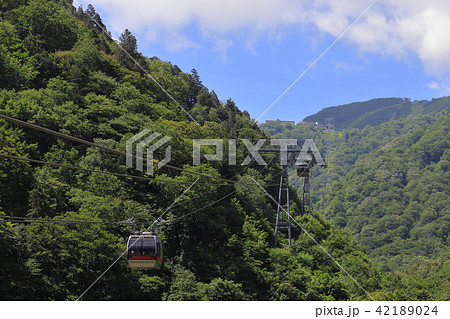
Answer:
[
  {"xmin": 0, "ymin": 0, "xmax": 384, "ymax": 301},
  {"xmin": 261, "ymin": 110, "xmax": 449, "ymax": 300}
]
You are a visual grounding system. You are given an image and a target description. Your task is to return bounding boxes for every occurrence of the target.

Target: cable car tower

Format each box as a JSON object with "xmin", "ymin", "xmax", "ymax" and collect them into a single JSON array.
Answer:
[
  {"xmin": 259, "ymin": 139, "xmax": 326, "ymax": 248},
  {"xmin": 275, "ymin": 161, "xmax": 292, "ymax": 247},
  {"xmin": 297, "ymin": 161, "xmax": 312, "ymax": 214}
]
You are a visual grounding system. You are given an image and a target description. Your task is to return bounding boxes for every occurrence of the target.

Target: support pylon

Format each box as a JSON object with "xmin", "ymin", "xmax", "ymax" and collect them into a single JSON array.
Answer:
[
  {"xmin": 301, "ymin": 175, "xmax": 310, "ymax": 214},
  {"xmin": 274, "ymin": 165, "xmax": 291, "ymax": 248}
]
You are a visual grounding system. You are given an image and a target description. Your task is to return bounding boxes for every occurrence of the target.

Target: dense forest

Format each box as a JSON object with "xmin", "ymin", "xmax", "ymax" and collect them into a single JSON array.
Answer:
[
  {"xmin": 261, "ymin": 108, "xmax": 449, "ymax": 300},
  {"xmin": 0, "ymin": 0, "xmax": 395, "ymax": 301}
]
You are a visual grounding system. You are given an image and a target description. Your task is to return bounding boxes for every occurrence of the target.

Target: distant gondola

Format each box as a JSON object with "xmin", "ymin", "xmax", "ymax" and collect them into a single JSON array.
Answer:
[
  {"xmin": 296, "ymin": 163, "xmax": 310, "ymax": 177},
  {"xmin": 126, "ymin": 233, "xmax": 163, "ymax": 269}
]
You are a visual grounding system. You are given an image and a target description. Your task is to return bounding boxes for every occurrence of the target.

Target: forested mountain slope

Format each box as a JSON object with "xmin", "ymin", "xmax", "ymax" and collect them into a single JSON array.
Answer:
[
  {"xmin": 0, "ymin": 0, "xmax": 383, "ymax": 301},
  {"xmin": 261, "ymin": 114, "xmax": 450, "ymax": 300},
  {"xmin": 302, "ymin": 97, "xmax": 450, "ymax": 130}
]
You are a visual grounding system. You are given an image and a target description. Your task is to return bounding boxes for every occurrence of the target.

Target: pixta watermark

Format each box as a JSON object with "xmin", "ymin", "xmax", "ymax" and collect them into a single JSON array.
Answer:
[{"xmin": 126, "ymin": 130, "xmax": 325, "ymax": 175}]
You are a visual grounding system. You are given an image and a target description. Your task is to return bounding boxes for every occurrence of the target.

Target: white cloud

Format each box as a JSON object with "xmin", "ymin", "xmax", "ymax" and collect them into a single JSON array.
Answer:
[
  {"xmin": 428, "ymin": 80, "xmax": 450, "ymax": 96},
  {"xmin": 212, "ymin": 37, "xmax": 233, "ymax": 60},
  {"xmin": 83, "ymin": 0, "xmax": 450, "ymax": 75},
  {"xmin": 88, "ymin": 0, "xmax": 305, "ymax": 50}
]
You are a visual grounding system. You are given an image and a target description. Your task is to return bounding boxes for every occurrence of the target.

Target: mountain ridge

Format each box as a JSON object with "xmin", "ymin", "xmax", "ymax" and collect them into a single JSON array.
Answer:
[{"xmin": 301, "ymin": 96, "xmax": 450, "ymax": 130}]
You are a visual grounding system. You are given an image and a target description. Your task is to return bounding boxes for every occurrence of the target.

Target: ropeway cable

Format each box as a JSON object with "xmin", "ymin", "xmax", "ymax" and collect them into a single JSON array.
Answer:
[
  {"xmin": 0, "ymin": 113, "xmax": 235, "ymax": 184},
  {"xmin": 0, "ymin": 153, "xmax": 226, "ymax": 186}
]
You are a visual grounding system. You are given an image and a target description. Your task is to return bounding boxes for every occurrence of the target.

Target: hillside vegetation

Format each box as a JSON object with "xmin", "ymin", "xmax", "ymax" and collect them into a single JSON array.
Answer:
[
  {"xmin": 0, "ymin": 0, "xmax": 385, "ymax": 301},
  {"xmin": 261, "ymin": 112, "xmax": 450, "ymax": 300}
]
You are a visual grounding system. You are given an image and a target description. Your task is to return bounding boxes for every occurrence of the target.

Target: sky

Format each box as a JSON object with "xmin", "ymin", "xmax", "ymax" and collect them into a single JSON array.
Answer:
[{"xmin": 74, "ymin": 0, "xmax": 450, "ymax": 123}]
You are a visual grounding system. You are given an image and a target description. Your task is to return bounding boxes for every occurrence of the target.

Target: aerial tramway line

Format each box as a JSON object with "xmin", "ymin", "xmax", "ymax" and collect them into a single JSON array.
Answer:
[
  {"xmin": 0, "ymin": 0, "xmax": 380, "ymax": 299},
  {"xmin": 78, "ymin": 141, "xmax": 324, "ymax": 270},
  {"xmin": 0, "ymin": 111, "xmax": 326, "ymax": 271}
]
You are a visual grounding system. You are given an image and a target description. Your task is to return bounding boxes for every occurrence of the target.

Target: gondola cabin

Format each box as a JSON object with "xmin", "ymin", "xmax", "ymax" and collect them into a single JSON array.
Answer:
[
  {"xmin": 127, "ymin": 233, "xmax": 163, "ymax": 270},
  {"xmin": 296, "ymin": 163, "xmax": 310, "ymax": 177}
]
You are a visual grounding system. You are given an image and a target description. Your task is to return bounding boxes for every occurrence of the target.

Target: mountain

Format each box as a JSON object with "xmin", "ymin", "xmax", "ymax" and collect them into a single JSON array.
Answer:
[
  {"xmin": 302, "ymin": 97, "xmax": 450, "ymax": 130},
  {"xmin": 261, "ymin": 113, "xmax": 450, "ymax": 300},
  {"xmin": 0, "ymin": 0, "xmax": 382, "ymax": 301}
]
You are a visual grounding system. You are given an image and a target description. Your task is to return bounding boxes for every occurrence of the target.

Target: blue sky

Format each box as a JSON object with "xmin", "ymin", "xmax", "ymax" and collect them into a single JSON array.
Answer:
[{"xmin": 74, "ymin": 0, "xmax": 450, "ymax": 123}]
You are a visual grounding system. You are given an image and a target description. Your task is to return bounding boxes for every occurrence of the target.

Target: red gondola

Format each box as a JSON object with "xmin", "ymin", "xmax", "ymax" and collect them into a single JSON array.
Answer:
[
  {"xmin": 296, "ymin": 163, "xmax": 310, "ymax": 177},
  {"xmin": 127, "ymin": 233, "xmax": 163, "ymax": 269}
]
